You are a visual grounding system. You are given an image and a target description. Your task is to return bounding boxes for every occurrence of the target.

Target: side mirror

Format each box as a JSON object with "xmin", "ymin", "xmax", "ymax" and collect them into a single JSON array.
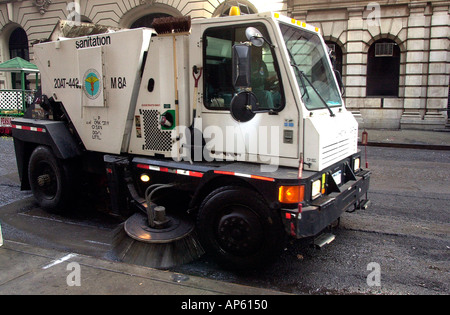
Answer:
[
  {"xmin": 245, "ymin": 27, "xmax": 264, "ymax": 47},
  {"xmin": 232, "ymin": 43, "xmax": 252, "ymax": 89},
  {"xmin": 230, "ymin": 91, "xmax": 258, "ymax": 122}
]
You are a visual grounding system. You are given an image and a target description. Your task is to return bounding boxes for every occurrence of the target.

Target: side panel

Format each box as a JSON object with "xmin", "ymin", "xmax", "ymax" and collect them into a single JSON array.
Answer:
[
  {"xmin": 78, "ymin": 46, "xmax": 106, "ymax": 108},
  {"xmin": 128, "ymin": 35, "xmax": 190, "ymax": 160},
  {"xmin": 303, "ymin": 111, "xmax": 358, "ymax": 171},
  {"xmin": 33, "ymin": 29, "xmax": 152, "ymax": 155}
]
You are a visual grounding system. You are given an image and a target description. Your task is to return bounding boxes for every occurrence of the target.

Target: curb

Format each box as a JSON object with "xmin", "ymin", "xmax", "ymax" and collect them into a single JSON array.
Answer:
[{"xmin": 359, "ymin": 141, "xmax": 450, "ymax": 151}]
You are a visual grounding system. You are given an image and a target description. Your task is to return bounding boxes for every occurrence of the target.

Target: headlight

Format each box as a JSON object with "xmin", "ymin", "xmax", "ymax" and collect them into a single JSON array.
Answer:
[
  {"xmin": 353, "ymin": 157, "xmax": 361, "ymax": 172},
  {"xmin": 140, "ymin": 174, "xmax": 150, "ymax": 182},
  {"xmin": 311, "ymin": 179, "xmax": 322, "ymax": 200}
]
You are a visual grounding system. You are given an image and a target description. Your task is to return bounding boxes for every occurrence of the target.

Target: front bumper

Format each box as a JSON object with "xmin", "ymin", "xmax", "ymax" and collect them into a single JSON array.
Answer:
[{"xmin": 283, "ymin": 169, "xmax": 371, "ymax": 238}]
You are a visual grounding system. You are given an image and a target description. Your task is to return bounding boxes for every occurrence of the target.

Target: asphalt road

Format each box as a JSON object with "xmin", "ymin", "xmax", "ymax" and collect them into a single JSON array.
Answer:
[
  {"xmin": 173, "ymin": 146, "xmax": 449, "ymax": 295},
  {"xmin": 174, "ymin": 147, "xmax": 450, "ymax": 294},
  {"xmin": 0, "ymin": 137, "xmax": 448, "ymax": 295}
]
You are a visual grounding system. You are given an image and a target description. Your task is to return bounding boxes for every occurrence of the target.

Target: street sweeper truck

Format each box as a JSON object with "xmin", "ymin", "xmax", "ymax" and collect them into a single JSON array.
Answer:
[{"xmin": 11, "ymin": 11, "xmax": 370, "ymax": 269}]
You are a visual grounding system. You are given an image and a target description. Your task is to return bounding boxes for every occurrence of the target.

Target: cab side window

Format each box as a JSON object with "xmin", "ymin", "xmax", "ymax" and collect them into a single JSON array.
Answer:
[{"xmin": 203, "ymin": 24, "xmax": 284, "ymax": 111}]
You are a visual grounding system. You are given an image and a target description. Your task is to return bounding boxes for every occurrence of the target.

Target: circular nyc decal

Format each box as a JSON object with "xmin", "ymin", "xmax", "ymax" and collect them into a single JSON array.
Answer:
[{"xmin": 83, "ymin": 69, "xmax": 101, "ymax": 100}]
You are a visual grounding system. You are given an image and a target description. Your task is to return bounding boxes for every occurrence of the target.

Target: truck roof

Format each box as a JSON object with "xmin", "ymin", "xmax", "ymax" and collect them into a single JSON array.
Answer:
[
  {"xmin": 45, "ymin": 11, "xmax": 320, "ymax": 44},
  {"xmin": 192, "ymin": 11, "xmax": 321, "ymax": 35}
]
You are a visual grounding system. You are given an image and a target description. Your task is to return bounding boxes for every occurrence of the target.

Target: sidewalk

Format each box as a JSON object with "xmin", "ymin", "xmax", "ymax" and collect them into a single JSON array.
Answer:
[
  {"xmin": 359, "ymin": 128, "xmax": 450, "ymax": 150},
  {"xmin": 0, "ymin": 240, "xmax": 287, "ymax": 295}
]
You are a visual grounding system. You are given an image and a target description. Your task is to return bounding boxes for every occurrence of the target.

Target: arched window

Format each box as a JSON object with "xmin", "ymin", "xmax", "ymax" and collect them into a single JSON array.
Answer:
[
  {"xmin": 326, "ymin": 41, "xmax": 343, "ymax": 75},
  {"xmin": 366, "ymin": 39, "xmax": 400, "ymax": 97},
  {"xmin": 9, "ymin": 27, "xmax": 29, "ymax": 89},
  {"xmin": 9, "ymin": 28, "xmax": 29, "ymax": 60},
  {"xmin": 130, "ymin": 13, "xmax": 172, "ymax": 29},
  {"xmin": 120, "ymin": 2, "xmax": 183, "ymax": 29},
  {"xmin": 213, "ymin": 0, "xmax": 257, "ymax": 17}
]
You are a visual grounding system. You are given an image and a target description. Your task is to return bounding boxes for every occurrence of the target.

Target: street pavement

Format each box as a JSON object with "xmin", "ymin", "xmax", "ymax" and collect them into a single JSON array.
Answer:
[{"xmin": 0, "ymin": 128, "xmax": 449, "ymax": 295}]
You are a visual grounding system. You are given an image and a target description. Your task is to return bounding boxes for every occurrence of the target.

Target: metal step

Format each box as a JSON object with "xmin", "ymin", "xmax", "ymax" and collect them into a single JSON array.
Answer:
[
  {"xmin": 313, "ymin": 233, "xmax": 335, "ymax": 249},
  {"xmin": 357, "ymin": 199, "xmax": 371, "ymax": 210}
]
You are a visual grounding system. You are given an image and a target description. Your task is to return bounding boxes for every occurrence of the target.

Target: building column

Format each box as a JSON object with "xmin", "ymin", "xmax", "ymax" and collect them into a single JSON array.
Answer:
[
  {"xmin": 345, "ymin": 6, "xmax": 366, "ymax": 127},
  {"xmin": 423, "ymin": 3, "xmax": 449, "ymax": 129},
  {"xmin": 400, "ymin": 2, "xmax": 429, "ymax": 129}
]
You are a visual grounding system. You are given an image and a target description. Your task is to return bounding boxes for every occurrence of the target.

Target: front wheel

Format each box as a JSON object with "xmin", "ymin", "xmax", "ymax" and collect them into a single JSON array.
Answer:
[
  {"xmin": 196, "ymin": 186, "xmax": 285, "ymax": 270},
  {"xmin": 28, "ymin": 146, "xmax": 73, "ymax": 211}
]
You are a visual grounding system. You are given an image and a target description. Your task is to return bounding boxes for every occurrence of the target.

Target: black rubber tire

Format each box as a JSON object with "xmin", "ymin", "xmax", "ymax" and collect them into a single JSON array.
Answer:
[
  {"xmin": 28, "ymin": 146, "xmax": 73, "ymax": 212},
  {"xmin": 197, "ymin": 186, "xmax": 285, "ymax": 270}
]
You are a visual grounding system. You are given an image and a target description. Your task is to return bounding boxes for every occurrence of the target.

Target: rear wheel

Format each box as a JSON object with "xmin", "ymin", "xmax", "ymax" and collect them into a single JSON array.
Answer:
[
  {"xmin": 28, "ymin": 146, "xmax": 73, "ymax": 211},
  {"xmin": 197, "ymin": 186, "xmax": 285, "ymax": 270}
]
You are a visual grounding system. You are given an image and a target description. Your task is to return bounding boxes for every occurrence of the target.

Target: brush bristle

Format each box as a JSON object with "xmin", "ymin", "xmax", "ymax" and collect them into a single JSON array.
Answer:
[
  {"xmin": 111, "ymin": 224, "xmax": 204, "ymax": 269},
  {"xmin": 152, "ymin": 17, "xmax": 173, "ymax": 34},
  {"xmin": 152, "ymin": 16, "xmax": 191, "ymax": 35},
  {"xmin": 172, "ymin": 16, "xmax": 191, "ymax": 33}
]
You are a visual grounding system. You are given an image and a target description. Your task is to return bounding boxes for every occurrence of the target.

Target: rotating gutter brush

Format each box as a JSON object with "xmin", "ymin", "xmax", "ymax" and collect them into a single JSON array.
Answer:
[{"xmin": 112, "ymin": 184, "xmax": 204, "ymax": 269}]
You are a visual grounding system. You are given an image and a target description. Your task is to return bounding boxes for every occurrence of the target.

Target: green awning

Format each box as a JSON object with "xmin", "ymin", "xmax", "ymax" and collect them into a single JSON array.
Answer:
[{"xmin": 0, "ymin": 57, "xmax": 39, "ymax": 73}]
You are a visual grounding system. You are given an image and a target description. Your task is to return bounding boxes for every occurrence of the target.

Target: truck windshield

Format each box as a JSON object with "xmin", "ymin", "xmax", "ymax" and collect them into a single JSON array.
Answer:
[{"xmin": 279, "ymin": 23, "xmax": 342, "ymax": 111}]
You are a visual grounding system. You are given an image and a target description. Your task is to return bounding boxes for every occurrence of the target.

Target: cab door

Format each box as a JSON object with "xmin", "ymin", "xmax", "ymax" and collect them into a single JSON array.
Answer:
[{"xmin": 200, "ymin": 21, "xmax": 299, "ymax": 168}]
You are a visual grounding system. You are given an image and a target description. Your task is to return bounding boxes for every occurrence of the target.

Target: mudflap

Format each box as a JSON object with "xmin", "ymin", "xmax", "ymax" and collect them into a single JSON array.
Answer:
[{"xmin": 103, "ymin": 155, "xmax": 138, "ymax": 217}]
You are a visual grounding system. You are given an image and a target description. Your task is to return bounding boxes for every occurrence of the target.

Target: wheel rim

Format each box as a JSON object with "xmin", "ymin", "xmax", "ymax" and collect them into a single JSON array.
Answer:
[
  {"xmin": 33, "ymin": 161, "xmax": 58, "ymax": 200},
  {"xmin": 216, "ymin": 205, "xmax": 264, "ymax": 256}
]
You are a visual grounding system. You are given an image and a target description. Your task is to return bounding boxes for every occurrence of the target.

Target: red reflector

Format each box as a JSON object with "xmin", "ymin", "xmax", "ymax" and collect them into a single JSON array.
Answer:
[
  {"xmin": 290, "ymin": 222, "xmax": 296, "ymax": 236},
  {"xmin": 285, "ymin": 213, "xmax": 291, "ymax": 220},
  {"xmin": 250, "ymin": 175, "xmax": 275, "ymax": 182}
]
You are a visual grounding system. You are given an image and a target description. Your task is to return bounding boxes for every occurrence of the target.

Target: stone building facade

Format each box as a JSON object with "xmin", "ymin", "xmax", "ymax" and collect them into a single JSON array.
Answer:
[
  {"xmin": 289, "ymin": 0, "xmax": 449, "ymax": 129},
  {"xmin": 0, "ymin": 0, "xmax": 448, "ymax": 129},
  {"xmin": 0, "ymin": 0, "xmax": 286, "ymax": 88}
]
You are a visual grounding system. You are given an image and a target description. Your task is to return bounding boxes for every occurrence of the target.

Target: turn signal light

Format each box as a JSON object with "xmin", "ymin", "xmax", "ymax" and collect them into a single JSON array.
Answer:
[{"xmin": 279, "ymin": 185, "xmax": 305, "ymax": 203}]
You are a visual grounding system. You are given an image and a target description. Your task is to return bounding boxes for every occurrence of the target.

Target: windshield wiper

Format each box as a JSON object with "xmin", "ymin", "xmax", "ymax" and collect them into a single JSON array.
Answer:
[
  {"xmin": 286, "ymin": 49, "xmax": 310, "ymax": 103},
  {"xmin": 288, "ymin": 56, "xmax": 335, "ymax": 117},
  {"xmin": 291, "ymin": 63, "xmax": 310, "ymax": 102},
  {"xmin": 297, "ymin": 69, "xmax": 335, "ymax": 117}
]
